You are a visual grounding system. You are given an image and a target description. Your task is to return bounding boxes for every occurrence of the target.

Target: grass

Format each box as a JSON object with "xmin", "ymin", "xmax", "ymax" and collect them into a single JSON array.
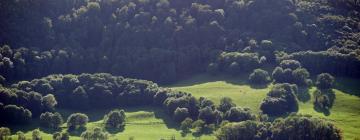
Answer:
[
  {"xmin": 8, "ymin": 74, "xmax": 360, "ymax": 140},
  {"xmin": 169, "ymin": 74, "xmax": 360, "ymax": 140},
  {"xmin": 9, "ymin": 106, "xmax": 214, "ymax": 140}
]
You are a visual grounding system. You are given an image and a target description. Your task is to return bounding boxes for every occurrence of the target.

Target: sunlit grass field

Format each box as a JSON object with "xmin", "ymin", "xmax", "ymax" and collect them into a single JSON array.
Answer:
[
  {"xmin": 170, "ymin": 74, "xmax": 360, "ymax": 140},
  {"xmin": 8, "ymin": 74, "xmax": 360, "ymax": 140}
]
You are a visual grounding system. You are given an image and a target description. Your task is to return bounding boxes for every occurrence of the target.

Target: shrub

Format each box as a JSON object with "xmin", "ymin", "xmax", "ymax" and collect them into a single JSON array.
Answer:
[
  {"xmin": 173, "ymin": 107, "xmax": 190, "ymax": 122},
  {"xmin": 40, "ymin": 112, "xmax": 63, "ymax": 129},
  {"xmin": 260, "ymin": 83, "xmax": 298, "ymax": 116},
  {"xmin": 81, "ymin": 127, "xmax": 108, "ymax": 140},
  {"xmin": 316, "ymin": 73, "xmax": 335, "ymax": 90},
  {"xmin": 248, "ymin": 69, "xmax": 271, "ymax": 85},
  {"xmin": 104, "ymin": 109, "xmax": 126, "ymax": 129},
  {"xmin": 224, "ymin": 107, "xmax": 255, "ymax": 122},
  {"xmin": 67, "ymin": 113, "xmax": 88, "ymax": 130}
]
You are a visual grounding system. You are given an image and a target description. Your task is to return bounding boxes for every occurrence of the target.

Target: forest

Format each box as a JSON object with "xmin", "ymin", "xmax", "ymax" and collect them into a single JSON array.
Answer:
[{"xmin": 0, "ymin": 0, "xmax": 359, "ymax": 139}]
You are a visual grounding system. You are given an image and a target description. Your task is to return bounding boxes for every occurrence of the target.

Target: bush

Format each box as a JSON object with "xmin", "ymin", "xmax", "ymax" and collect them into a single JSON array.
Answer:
[
  {"xmin": 0, "ymin": 127, "xmax": 11, "ymax": 140},
  {"xmin": 180, "ymin": 118, "xmax": 193, "ymax": 133},
  {"xmin": 224, "ymin": 107, "xmax": 255, "ymax": 122},
  {"xmin": 248, "ymin": 69, "xmax": 271, "ymax": 85},
  {"xmin": 217, "ymin": 97, "xmax": 236, "ymax": 113},
  {"xmin": 40, "ymin": 112, "xmax": 63, "ymax": 129},
  {"xmin": 104, "ymin": 109, "xmax": 126, "ymax": 129},
  {"xmin": 215, "ymin": 121, "xmax": 270, "ymax": 140},
  {"xmin": 81, "ymin": 127, "xmax": 108, "ymax": 140},
  {"xmin": 67, "ymin": 113, "xmax": 88, "ymax": 131},
  {"xmin": 271, "ymin": 115, "xmax": 342, "ymax": 140},
  {"xmin": 316, "ymin": 73, "xmax": 335, "ymax": 90},
  {"xmin": 260, "ymin": 83, "xmax": 298, "ymax": 116},
  {"xmin": 53, "ymin": 132, "xmax": 70, "ymax": 140},
  {"xmin": 173, "ymin": 107, "xmax": 190, "ymax": 122}
]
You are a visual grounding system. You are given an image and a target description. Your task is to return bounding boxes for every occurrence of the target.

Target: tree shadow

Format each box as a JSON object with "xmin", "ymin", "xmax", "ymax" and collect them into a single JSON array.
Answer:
[
  {"xmin": 297, "ymin": 87, "xmax": 310, "ymax": 102},
  {"xmin": 335, "ymin": 77, "xmax": 360, "ymax": 97},
  {"xmin": 313, "ymin": 90, "xmax": 336, "ymax": 116},
  {"xmin": 249, "ymin": 83, "xmax": 269, "ymax": 89},
  {"xmin": 67, "ymin": 127, "xmax": 86, "ymax": 136},
  {"xmin": 105, "ymin": 127, "xmax": 125, "ymax": 134},
  {"xmin": 165, "ymin": 74, "xmax": 249, "ymax": 87}
]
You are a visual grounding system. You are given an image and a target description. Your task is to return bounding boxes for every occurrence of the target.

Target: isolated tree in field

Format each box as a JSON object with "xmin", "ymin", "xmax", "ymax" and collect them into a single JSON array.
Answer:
[
  {"xmin": 173, "ymin": 107, "xmax": 190, "ymax": 122},
  {"xmin": 248, "ymin": 69, "xmax": 271, "ymax": 85},
  {"xmin": 67, "ymin": 113, "xmax": 88, "ymax": 130},
  {"xmin": 40, "ymin": 112, "xmax": 63, "ymax": 129},
  {"xmin": 217, "ymin": 97, "xmax": 236, "ymax": 113},
  {"xmin": 260, "ymin": 83, "xmax": 299, "ymax": 116},
  {"xmin": 316, "ymin": 73, "xmax": 335, "ymax": 90},
  {"xmin": 104, "ymin": 109, "xmax": 126, "ymax": 129}
]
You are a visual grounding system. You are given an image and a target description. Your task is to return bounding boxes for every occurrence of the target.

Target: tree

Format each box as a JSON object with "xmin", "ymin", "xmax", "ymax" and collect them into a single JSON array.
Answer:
[
  {"xmin": 192, "ymin": 120, "xmax": 206, "ymax": 134},
  {"xmin": 227, "ymin": 62, "xmax": 240, "ymax": 75},
  {"xmin": 180, "ymin": 118, "xmax": 193, "ymax": 133},
  {"xmin": 260, "ymin": 83, "xmax": 299, "ymax": 116},
  {"xmin": 3, "ymin": 104, "xmax": 32, "ymax": 124},
  {"xmin": 0, "ymin": 127, "xmax": 11, "ymax": 140},
  {"xmin": 32, "ymin": 129, "xmax": 42, "ymax": 140},
  {"xmin": 207, "ymin": 63, "xmax": 219, "ymax": 75},
  {"xmin": 316, "ymin": 73, "xmax": 335, "ymax": 90},
  {"xmin": 41, "ymin": 94, "xmax": 57, "ymax": 111},
  {"xmin": 248, "ymin": 69, "xmax": 271, "ymax": 85},
  {"xmin": 173, "ymin": 107, "xmax": 189, "ymax": 122},
  {"xmin": 67, "ymin": 113, "xmax": 88, "ymax": 130},
  {"xmin": 17, "ymin": 131, "xmax": 26, "ymax": 140},
  {"xmin": 224, "ymin": 107, "xmax": 255, "ymax": 122},
  {"xmin": 104, "ymin": 109, "xmax": 126, "ymax": 129},
  {"xmin": 198, "ymin": 106, "xmax": 219, "ymax": 124},
  {"xmin": 271, "ymin": 115, "xmax": 342, "ymax": 140},
  {"xmin": 53, "ymin": 132, "xmax": 70, "ymax": 140},
  {"xmin": 81, "ymin": 127, "xmax": 108, "ymax": 140},
  {"xmin": 217, "ymin": 97, "xmax": 236, "ymax": 113},
  {"xmin": 280, "ymin": 60, "xmax": 302, "ymax": 70},
  {"xmin": 215, "ymin": 121, "xmax": 269, "ymax": 140},
  {"xmin": 40, "ymin": 112, "xmax": 63, "ymax": 129}
]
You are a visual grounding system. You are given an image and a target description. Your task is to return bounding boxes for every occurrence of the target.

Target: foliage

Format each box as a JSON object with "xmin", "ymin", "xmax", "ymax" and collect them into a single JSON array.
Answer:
[
  {"xmin": 39, "ymin": 112, "xmax": 63, "ymax": 129},
  {"xmin": 248, "ymin": 69, "xmax": 271, "ymax": 85},
  {"xmin": 81, "ymin": 127, "xmax": 109, "ymax": 140},
  {"xmin": 104, "ymin": 109, "xmax": 126, "ymax": 129},
  {"xmin": 260, "ymin": 83, "xmax": 299, "ymax": 116},
  {"xmin": 224, "ymin": 107, "xmax": 256, "ymax": 122},
  {"xmin": 67, "ymin": 113, "xmax": 89, "ymax": 131},
  {"xmin": 316, "ymin": 73, "xmax": 335, "ymax": 90}
]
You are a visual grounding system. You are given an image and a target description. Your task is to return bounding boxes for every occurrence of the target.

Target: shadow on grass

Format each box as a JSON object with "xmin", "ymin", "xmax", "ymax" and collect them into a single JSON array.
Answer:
[
  {"xmin": 297, "ymin": 87, "xmax": 311, "ymax": 102},
  {"xmin": 335, "ymin": 77, "xmax": 360, "ymax": 97},
  {"xmin": 105, "ymin": 127, "xmax": 124, "ymax": 134},
  {"xmin": 68, "ymin": 127, "xmax": 86, "ymax": 136},
  {"xmin": 165, "ymin": 73, "xmax": 250, "ymax": 87}
]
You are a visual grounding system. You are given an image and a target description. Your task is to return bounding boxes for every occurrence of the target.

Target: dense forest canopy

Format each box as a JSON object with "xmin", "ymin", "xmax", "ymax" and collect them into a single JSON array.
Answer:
[{"xmin": 0, "ymin": 0, "xmax": 359, "ymax": 84}]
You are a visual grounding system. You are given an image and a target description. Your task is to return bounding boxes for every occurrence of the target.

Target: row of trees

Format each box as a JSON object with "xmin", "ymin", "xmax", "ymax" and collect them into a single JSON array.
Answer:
[{"xmin": 216, "ymin": 114, "xmax": 342, "ymax": 140}]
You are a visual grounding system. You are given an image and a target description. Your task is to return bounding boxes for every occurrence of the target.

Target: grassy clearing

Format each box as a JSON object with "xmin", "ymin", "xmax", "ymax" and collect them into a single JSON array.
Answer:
[
  {"xmin": 9, "ymin": 107, "xmax": 214, "ymax": 140},
  {"xmin": 169, "ymin": 74, "xmax": 360, "ymax": 140}
]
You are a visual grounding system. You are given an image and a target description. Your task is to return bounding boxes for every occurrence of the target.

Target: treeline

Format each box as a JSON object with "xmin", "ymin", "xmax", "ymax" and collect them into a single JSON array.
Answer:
[
  {"xmin": 1, "ymin": 0, "xmax": 341, "ymax": 84},
  {"xmin": 279, "ymin": 49, "xmax": 360, "ymax": 78}
]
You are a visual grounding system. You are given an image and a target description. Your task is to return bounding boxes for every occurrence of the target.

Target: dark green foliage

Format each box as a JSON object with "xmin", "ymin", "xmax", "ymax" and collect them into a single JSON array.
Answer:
[
  {"xmin": 17, "ymin": 131, "xmax": 26, "ymax": 140},
  {"xmin": 67, "ymin": 113, "xmax": 89, "ymax": 131},
  {"xmin": 316, "ymin": 73, "xmax": 335, "ymax": 90},
  {"xmin": 53, "ymin": 132, "xmax": 70, "ymax": 140},
  {"xmin": 313, "ymin": 90, "xmax": 336, "ymax": 115},
  {"xmin": 81, "ymin": 127, "xmax": 108, "ymax": 140},
  {"xmin": 224, "ymin": 107, "xmax": 255, "ymax": 122},
  {"xmin": 272, "ymin": 60, "xmax": 311, "ymax": 87},
  {"xmin": 1, "ymin": 104, "xmax": 32, "ymax": 124},
  {"xmin": 260, "ymin": 83, "xmax": 299, "ymax": 116},
  {"xmin": 198, "ymin": 107, "xmax": 222, "ymax": 124},
  {"xmin": 173, "ymin": 107, "xmax": 190, "ymax": 122},
  {"xmin": 210, "ymin": 52, "xmax": 261, "ymax": 75},
  {"xmin": 39, "ymin": 112, "xmax": 63, "ymax": 129},
  {"xmin": 104, "ymin": 109, "xmax": 126, "ymax": 129},
  {"xmin": 215, "ymin": 121, "xmax": 270, "ymax": 140},
  {"xmin": 180, "ymin": 118, "xmax": 193, "ymax": 133},
  {"xmin": 217, "ymin": 97, "xmax": 236, "ymax": 113},
  {"xmin": 248, "ymin": 69, "xmax": 271, "ymax": 85},
  {"xmin": 271, "ymin": 115, "xmax": 342, "ymax": 140}
]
